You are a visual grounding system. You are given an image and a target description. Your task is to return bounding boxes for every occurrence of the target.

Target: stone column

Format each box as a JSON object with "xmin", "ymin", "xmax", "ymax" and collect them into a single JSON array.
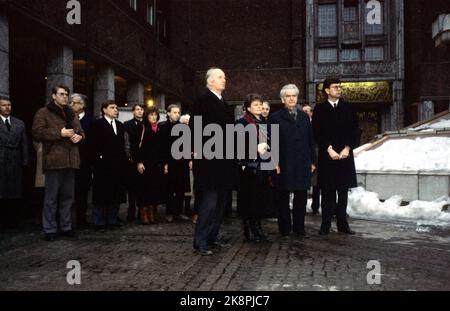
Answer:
[
  {"xmin": 0, "ymin": 15, "xmax": 9, "ymax": 98},
  {"xmin": 380, "ymin": 106, "xmax": 392, "ymax": 133},
  {"xmin": 46, "ymin": 46, "xmax": 73, "ymax": 103},
  {"xmin": 418, "ymin": 101, "xmax": 434, "ymax": 121},
  {"xmin": 127, "ymin": 81, "xmax": 144, "ymax": 107},
  {"xmin": 94, "ymin": 66, "xmax": 115, "ymax": 118}
]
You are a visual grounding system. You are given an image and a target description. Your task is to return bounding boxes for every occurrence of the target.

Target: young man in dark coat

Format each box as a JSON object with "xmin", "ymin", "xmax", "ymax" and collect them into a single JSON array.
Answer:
[
  {"xmin": 70, "ymin": 94, "xmax": 95, "ymax": 228},
  {"xmin": 159, "ymin": 104, "xmax": 191, "ymax": 223},
  {"xmin": 268, "ymin": 84, "xmax": 316, "ymax": 238},
  {"xmin": 123, "ymin": 104, "xmax": 144, "ymax": 222},
  {"xmin": 88, "ymin": 101, "xmax": 128, "ymax": 231},
  {"xmin": 312, "ymin": 77, "xmax": 360, "ymax": 236},
  {"xmin": 0, "ymin": 96, "xmax": 29, "ymax": 229},
  {"xmin": 189, "ymin": 68, "xmax": 235, "ymax": 256}
]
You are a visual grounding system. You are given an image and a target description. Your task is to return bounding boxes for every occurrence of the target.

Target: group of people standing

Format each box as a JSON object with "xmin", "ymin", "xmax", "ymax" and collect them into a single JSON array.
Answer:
[{"xmin": 0, "ymin": 67, "xmax": 360, "ymax": 254}]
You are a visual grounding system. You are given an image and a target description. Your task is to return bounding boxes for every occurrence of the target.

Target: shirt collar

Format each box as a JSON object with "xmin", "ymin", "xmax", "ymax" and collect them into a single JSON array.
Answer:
[
  {"xmin": 328, "ymin": 99, "xmax": 340, "ymax": 107},
  {"xmin": 0, "ymin": 115, "xmax": 10, "ymax": 123},
  {"xmin": 104, "ymin": 116, "xmax": 115, "ymax": 124},
  {"xmin": 78, "ymin": 112, "xmax": 85, "ymax": 120}
]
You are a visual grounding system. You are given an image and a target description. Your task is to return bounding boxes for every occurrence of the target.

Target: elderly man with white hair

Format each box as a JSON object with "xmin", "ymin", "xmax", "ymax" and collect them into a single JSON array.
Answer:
[
  {"xmin": 189, "ymin": 67, "xmax": 235, "ymax": 256},
  {"xmin": 268, "ymin": 84, "xmax": 316, "ymax": 238}
]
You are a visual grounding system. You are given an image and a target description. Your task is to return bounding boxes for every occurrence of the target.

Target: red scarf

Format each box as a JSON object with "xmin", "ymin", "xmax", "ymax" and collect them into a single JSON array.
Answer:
[{"xmin": 151, "ymin": 123, "xmax": 158, "ymax": 133}]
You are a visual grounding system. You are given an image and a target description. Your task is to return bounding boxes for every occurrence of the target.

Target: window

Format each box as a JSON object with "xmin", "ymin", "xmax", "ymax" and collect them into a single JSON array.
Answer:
[
  {"xmin": 365, "ymin": 1, "xmax": 383, "ymax": 35},
  {"xmin": 318, "ymin": 48, "xmax": 338, "ymax": 63},
  {"xmin": 343, "ymin": 6, "xmax": 358, "ymax": 22},
  {"xmin": 129, "ymin": 0, "xmax": 137, "ymax": 11},
  {"xmin": 319, "ymin": 5, "xmax": 337, "ymax": 37},
  {"xmin": 146, "ymin": 3, "xmax": 154, "ymax": 25},
  {"xmin": 365, "ymin": 46, "xmax": 384, "ymax": 61},
  {"xmin": 341, "ymin": 49, "xmax": 361, "ymax": 62}
]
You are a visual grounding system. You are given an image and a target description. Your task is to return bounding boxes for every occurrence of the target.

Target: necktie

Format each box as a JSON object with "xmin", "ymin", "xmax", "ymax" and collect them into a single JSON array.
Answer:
[
  {"xmin": 111, "ymin": 120, "xmax": 116, "ymax": 135},
  {"xmin": 5, "ymin": 119, "xmax": 11, "ymax": 131}
]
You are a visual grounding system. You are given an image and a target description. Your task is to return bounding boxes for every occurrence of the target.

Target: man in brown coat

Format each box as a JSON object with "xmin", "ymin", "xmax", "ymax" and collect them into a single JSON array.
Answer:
[{"xmin": 32, "ymin": 85, "xmax": 85, "ymax": 241}]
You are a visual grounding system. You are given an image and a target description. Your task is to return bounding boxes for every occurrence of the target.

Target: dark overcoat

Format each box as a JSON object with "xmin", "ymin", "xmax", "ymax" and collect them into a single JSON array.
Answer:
[
  {"xmin": 0, "ymin": 117, "xmax": 29, "ymax": 199},
  {"xmin": 189, "ymin": 90, "xmax": 235, "ymax": 191},
  {"xmin": 312, "ymin": 100, "xmax": 360, "ymax": 190},
  {"xmin": 88, "ymin": 117, "xmax": 128, "ymax": 205},
  {"xmin": 268, "ymin": 107, "xmax": 316, "ymax": 191}
]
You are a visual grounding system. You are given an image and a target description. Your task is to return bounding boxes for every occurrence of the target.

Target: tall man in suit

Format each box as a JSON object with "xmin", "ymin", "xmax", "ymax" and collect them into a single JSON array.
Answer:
[
  {"xmin": 123, "ymin": 104, "xmax": 144, "ymax": 222},
  {"xmin": 0, "ymin": 96, "xmax": 29, "ymax": 228},
  {"xmin": 190, "ymin": 68, "xmax": 235, "ymax": 256},
  {"xmin": 88, "ymin": 101, "xmax": 128, "ymax": 231},
  {"xmin": 312, "ymin": 77, "xmax": 360, "ymax": 236},
  {"xmin": 70, "ymin": 94, "xmax": 95, "ymax": 227}
]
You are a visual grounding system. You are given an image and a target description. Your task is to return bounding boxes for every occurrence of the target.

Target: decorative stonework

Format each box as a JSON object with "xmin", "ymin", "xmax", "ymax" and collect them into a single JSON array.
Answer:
[
  {"xmin": 316, "ymin": 81, "xmax": 392, "ymax": 103},
  {"xmin": 316, "ymin": 61, "xmax": 394, "ymax": 76}
]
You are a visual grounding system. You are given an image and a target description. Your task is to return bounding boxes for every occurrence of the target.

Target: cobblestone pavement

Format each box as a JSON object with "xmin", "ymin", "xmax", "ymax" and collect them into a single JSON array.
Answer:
[{"xmin": 1, "ymin": 208, "xmax": 450, "ymax": 291}]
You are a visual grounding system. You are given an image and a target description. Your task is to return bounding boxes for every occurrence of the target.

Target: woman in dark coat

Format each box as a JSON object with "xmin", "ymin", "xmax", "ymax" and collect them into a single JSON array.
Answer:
[
  {"xmin": 236, "ymin": 94, "xmax": 273, "ymax": 242},
  {"xmin": 133, "ymin": 107, "xmax": 168, "ymax": 225}
]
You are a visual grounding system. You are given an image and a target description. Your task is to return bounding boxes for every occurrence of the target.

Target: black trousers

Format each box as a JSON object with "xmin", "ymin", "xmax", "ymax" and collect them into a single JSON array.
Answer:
[
  {"xmin": 321, "ymin": 188, "xmax": 349, "ymax": 231},
  {"xmin": 311, "ymin": 186, "xmax": 321, "ymax": 212},
  {"xmin": 166, "ymin": 191, "xmax": 184, "ymax": 217},
  {"xmin": 277, "ymin": 190, "xmax": 307, "ymax": 235},
  {"xmin": 0, "ymin": 199, "xmax": 21, "ymax": 229},
  {"xmin": 74, "ymin": 166, "xmax": 91, "ymax": 225},
  {"xmin": 193, "ymin": 190, "xmax": 226, "ymax": 250}
]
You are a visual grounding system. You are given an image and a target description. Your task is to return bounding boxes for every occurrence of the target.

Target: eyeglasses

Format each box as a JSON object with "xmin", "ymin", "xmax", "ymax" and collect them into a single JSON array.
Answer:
[{"xmin": 57, "ymin": 92, "xmax": 69, "ymax": 97}]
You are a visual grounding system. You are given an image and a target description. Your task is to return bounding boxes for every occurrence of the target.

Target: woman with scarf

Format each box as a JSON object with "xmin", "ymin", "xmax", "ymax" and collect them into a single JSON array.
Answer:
[
  {"xmin": 236, "ymin": 94, "xmax": 273, "ymax": 242},
  {"xmin": 132, "ymin": 107, "xmax": 168, "ymax": 225}
]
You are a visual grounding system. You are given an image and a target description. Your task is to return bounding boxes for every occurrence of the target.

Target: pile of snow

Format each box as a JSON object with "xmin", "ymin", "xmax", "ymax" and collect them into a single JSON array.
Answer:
[
  {"xmin": 355, "ymin": 136, "xmax": 450, "ymax": 172},
  {"xmin": 347, "ymin": 187, "xmax": 450, "ymax": 226},
  {"xmin": 413, "ymin": 118, "xmax": 450, "ymax": 131}
]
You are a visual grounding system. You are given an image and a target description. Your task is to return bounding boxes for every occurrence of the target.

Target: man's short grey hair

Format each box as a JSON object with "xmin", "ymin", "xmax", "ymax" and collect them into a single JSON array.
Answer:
[
  {"xmin": 70, "ymin": 93, "xmax": 87, "ymax": 106},
  {"xmin": 205, "ymin": 67, "xmax": 223, "ymax": 87},
  {"xmin": 280, "ymin": 84, "xmax": 300, "ymax": 99}
]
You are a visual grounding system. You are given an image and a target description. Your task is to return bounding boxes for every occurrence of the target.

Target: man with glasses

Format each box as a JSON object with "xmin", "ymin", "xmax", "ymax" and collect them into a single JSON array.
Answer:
[
  {"xmin": 32, "ymin": 85, "xmax": 85, "ymax": 241},
  {"xmin": 312, "ymin": 77, "xmax": 359, "ymax": 236}
]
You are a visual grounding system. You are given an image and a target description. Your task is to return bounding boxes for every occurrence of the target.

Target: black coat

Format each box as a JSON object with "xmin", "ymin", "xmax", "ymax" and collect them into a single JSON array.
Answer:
[
  {"xmin": 132, "ymin": 121, "xmax": 168, "ymax": 206},
  {"xmin": 78, "ymin": 113, "xmax": 96, "ymax": 169},
  {"xmin": 124, "ymin": 118, "xmax": 142, "ymax": 162},
  {"xmin": 0, "ymin": 117, "xmax": 28, "ymax": 199},
  {"xmin": 88, "ymin": 117, "xmax": 128, "ymax": 205},
  {"xmin": 159, "ymin": 120, "xmax": 190, "ymax": 193},
  {"xmin": 312, "ymin": 100, "xmax": 359, "ymax": 189},
  {"xmin": 268, "ymin": 107, "xmax": 315, "ymax": 191},
  {"xmin": 235, "ymin": 115, "xmax": 273, "ymax": 219},
  {"xmin": 189, "ymin": 90, "xmax": 235, "ymax": 191}
]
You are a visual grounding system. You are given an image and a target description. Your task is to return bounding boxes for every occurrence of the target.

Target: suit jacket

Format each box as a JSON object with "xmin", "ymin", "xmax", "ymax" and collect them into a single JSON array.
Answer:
[
  {"xmin": 189, "ymin": 90, "xmax": 235, "ymax": 191},
  {"xmin": 268, "ymin": 108, "xmax": 316, "ymax": 191},
  {"xmin": 0, "ymin": 116, "xmax": 28, "ymax": 199},
  {"xmin": 88, "ymin": 117, "xmax": 127, "ymax": 205},
  {"xmin": 312, "ymin": 100, "xmax": 359, "ymax": 189},
  {"xmin": 124, "ymin": 118, "xmax": 142, "ymax": 163}
]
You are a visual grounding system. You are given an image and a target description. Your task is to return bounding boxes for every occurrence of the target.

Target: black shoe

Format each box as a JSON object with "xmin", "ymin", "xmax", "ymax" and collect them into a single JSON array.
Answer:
[
  {"xmin": 44, "ymin": 233, "xmax": 57, "ymax": 242},
  {"xmin": 319, "ymin": 229, "xmax": 329, "ymax": 236},
  {"xmin": 312, "ymin": 210, "xmax": 319, "ymax": 215},
  {"xmin": 294, "ymin": 230, "xmax": 308, "ymax": 238},
  {"xmin": 93, "ymin": 225, "xmax": 106, "ymax": 232},
  {"xmin": 209, "ymin": 241, "xmax": 232, "ymax": 249},
  {"xmin": 196, "ymin": 249, "xmax": 213, "ymax": 256},
  {"xmin": 60, "ymin": 230, "xmax": 77, "ymax": 238},
  {"xmin": 338, "ymin": 228, "xmax": 356, "ymax": 235}
]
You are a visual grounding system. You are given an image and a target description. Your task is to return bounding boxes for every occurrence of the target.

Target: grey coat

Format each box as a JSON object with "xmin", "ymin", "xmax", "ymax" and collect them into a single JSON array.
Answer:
[{"xmin": 0, "ymin": 117, "xmax": 29, "ymax": 199}]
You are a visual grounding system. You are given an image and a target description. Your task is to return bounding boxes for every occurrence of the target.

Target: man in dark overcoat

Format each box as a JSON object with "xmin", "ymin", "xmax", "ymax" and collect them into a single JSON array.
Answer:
[
  {"xmin": 88, "ymin": 101, "xmax": 128, "ymax": 231},
  {"xmin": 268, "ymin": 84, "xmax": 316, "ymax": 237},
  {"xmin": 0, "ymin": 96, "xmax": 29, "ymax": 228},
  {"xmin": 312, "ymin": 77, "xmax": 360, "ymax": 235},
  {"xmin": 189, "ymin": 68, "xmax": 235, "ymax": 256}
]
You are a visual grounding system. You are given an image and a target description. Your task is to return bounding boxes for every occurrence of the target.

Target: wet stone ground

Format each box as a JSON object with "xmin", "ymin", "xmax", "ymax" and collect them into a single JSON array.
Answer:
[{"xmin": 1, "ymin": 208, "xmax": 449, "ymax": 291}]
